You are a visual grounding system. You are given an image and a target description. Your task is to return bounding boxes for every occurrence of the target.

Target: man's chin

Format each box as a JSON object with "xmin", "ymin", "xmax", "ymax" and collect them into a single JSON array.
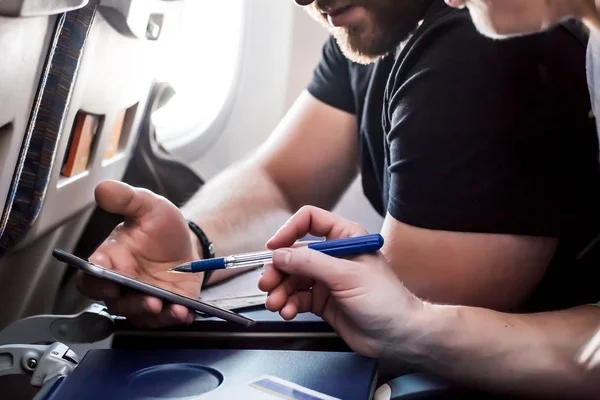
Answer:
[
  {"xmin": 333, "ymin": 31, "xmax": 393, "ymax": 65},
  {"xmin": 339, "ymin": 46, "xmax": 385, "ymax": 65}
]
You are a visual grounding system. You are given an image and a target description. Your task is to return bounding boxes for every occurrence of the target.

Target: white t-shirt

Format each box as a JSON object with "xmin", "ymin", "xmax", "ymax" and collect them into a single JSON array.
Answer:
[
  {"xmin": 587, "ymin": 29, "xmax": 600, "ymax": 136},
  {"xmin": 586, "ymin": 31, "xmax": 600, "ymax": 307}
]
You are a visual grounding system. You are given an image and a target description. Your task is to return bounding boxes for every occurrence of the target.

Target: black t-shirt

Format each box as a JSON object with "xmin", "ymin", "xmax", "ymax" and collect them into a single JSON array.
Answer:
[{"xmin": 307, "ymin": 1, "xmax": 600, "ymax": 312}]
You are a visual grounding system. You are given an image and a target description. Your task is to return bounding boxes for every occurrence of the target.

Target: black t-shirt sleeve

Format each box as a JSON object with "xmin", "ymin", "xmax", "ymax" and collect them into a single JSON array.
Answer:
[
  {"xmin": 307, "ymin": 36, "xmax": 356, "ymax": 114},
  {"xmin": 386, "ymin": 17, "xmax": 595, "ymax": 237}
]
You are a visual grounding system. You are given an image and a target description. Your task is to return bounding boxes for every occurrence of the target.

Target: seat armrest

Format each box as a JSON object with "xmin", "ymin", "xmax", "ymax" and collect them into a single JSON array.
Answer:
[
  {"xmin": 0, "ymin": 342, "xmax": 78, "ymax": 387},
  {"xmin": 0, "ymin": 303, "xmax": 114, "ymax": 346},
  {"xmin": 0, "ymin": 304, "xmax": 112, "ymax": 393}
]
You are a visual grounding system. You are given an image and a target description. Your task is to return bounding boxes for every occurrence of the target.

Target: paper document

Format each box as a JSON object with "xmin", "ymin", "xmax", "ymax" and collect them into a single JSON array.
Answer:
[
  {"xmin": 248, "ymin": 376, "xmax": 341, "ymax": 399},
  {"xmin": 200, "ymin": 267, "xmax": 267, "ymax": 310}
]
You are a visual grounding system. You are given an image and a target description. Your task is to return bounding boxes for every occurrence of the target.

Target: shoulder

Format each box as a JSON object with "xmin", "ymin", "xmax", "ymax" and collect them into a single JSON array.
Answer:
[
  {"xmin": 385, "ymin": 6, "xmax": 590, "ymax": 125},
  {"xmin": 396, "ymin": 5, "xmax": 588, "ymax": 79}
]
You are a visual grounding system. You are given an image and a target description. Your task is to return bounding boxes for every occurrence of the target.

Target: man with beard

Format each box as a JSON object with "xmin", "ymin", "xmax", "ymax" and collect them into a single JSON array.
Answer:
[
  {"xmin": 254, "ymin": 1, "xmax": 600, "ymax": 398},
  {"xmin": 80, "ymin": 0, "xmax": 598, "ymax": 341}
]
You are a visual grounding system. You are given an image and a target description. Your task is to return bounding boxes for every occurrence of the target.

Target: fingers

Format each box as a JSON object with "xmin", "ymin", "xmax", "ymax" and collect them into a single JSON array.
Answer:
[
  {"xmin": 105, "ymin": 293, "xmax": 161, "ymax": 319},
  {"xmin": 77, "ymin": 273, "xmax": 121, "ymax": 301},
  {"xmin": 279, "ymin": 291, "xmax": 312, "ymax": 320},
  {"xmin": 265, "ymin": 274, "xmax": 312, "ymax": 311},
  {"xmin": 258, "ymin": 264, "xmax": 285, "ymax": 293},
  {"xmin": 276, "ymin": 286, "xmax": 330, "ymax": 321},
  {"xmin": 155, "ymin": 304, "xmax": 193, "ymax": 327},
  {"xmin": 264, "ymin": 245, "xmax": 354, "ymax": 320},
  {"xmin": 309, "ymin": 283, "xmax": 331, "ymax": 317},
  {"xmin": 105, "ymin": 295, "xmax": 192, "ymax": 329},
  {"xmin": 186, "ymin": 311, "xmax": 196, "ymax": 324},
  {"xmin": 94, "ymin": 180, "xmax": 159, "ymax": 220},
  {"xmin": 79, "ymin": 240, "xmax": 193, "ymax": 328},
  {"xmin": 258, "ymin": 251, "xmax": 315, "ymax": 294},
  {"xmin": 76, "ymin": 251, "xmax": 121, "ymax": 301},
  {"xmin": 267, "ymin": 206, "xmax": 368, "ymax": 249},
  {"xmin": 270, "ymin": 246, "xmax": 356, "ymax": 292},
  {"xmin": 91, "ymin": 270, "xmax": 192, "ymax": 328},
  {"xmin": 78, "ymin": 243, "xmax": 134, "ymax": 301}
]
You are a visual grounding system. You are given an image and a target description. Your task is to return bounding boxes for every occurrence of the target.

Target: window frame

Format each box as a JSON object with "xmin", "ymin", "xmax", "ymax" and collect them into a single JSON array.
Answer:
[{"xmin": 152, "ymin": 1, "xmax": 249, "ymax": 161}]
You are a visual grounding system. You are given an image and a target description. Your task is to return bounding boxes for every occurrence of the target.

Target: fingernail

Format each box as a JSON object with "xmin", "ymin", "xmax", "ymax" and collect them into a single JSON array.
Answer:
[{"xmin": 272, "ymin": 249, "xmax": 291, "ymax": 266}]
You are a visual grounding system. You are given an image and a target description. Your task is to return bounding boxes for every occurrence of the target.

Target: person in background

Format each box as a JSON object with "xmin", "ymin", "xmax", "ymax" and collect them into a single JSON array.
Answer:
[{"xmin": 259, "ymin": 0, "xmax": 600, "ymax": 398}]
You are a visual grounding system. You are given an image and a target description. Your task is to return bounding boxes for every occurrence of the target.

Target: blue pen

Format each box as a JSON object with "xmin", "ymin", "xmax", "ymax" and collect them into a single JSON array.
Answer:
[{"xmin": 168, "ymin": 234, "xmax": 384, "ymax": 273}]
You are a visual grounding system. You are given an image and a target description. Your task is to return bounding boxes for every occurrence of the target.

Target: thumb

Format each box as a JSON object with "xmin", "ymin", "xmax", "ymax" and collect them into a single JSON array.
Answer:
[
  {"xmin": 272, "ymin": 247, "xmax": 354, "ymax": 291},
  {"xmin": 94, "ymin": 180, "xmax": 158, "ymax": 219}
]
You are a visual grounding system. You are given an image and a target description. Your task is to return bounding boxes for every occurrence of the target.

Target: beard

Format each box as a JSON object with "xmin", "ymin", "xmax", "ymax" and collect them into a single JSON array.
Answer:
[{"xmin": 306, "ymin": 0, "xmax": 432, "ymax": 64}]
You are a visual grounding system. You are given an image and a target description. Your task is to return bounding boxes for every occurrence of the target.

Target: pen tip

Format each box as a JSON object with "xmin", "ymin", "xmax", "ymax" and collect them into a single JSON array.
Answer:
[{"xmin": 168, "ymin": 263, "xmax": 192, "ymax": 273}]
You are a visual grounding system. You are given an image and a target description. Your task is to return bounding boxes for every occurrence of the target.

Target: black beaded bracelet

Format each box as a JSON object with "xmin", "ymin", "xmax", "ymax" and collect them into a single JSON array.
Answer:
[{"xmin": 187, "ymin": 220, "xmax": 215, "ymax": 286}]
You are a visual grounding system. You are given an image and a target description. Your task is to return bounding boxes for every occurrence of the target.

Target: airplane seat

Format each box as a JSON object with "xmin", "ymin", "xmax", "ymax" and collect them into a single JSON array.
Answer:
[
  {"xmin": 0, "ymin": 0, "xmax": 176, "ymax": 331},
  {"xmin": 0, "ymin": 6, "xmax": 70, "ymax": 399}
]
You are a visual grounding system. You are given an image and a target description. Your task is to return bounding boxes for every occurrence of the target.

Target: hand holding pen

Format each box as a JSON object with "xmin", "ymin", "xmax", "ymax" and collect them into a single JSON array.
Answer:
[{"xmin": 169, "ymin": 234, "xmax": 385, "ymax": 273}]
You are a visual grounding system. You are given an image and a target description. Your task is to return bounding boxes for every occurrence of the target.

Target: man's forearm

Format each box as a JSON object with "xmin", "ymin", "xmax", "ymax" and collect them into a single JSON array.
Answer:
[
  {"xmin": 397, "ymin": 303, "xmax": 600, "ymax": 399},
  {"xmin": 181, "ymin": 161, "xmax": 294, "ymax": 284}
]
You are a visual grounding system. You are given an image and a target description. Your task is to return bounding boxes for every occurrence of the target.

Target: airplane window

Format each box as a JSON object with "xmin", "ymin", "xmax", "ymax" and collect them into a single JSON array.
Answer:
[{"xmin": 152, "ymin": 0, "xmax": 246, "ymax": 150}]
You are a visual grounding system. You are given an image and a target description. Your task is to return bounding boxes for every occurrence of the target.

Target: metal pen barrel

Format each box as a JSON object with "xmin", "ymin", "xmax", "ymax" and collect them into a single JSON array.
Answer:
[{"xmin": 225, "ymin": 250, "xmax": 274, "ymax": 268}]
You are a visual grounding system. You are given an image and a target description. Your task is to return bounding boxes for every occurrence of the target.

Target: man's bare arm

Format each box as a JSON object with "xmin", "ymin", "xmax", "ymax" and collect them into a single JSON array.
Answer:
[
  {"xmin": 181, "ymin": 91, "xmax": 359, "ymax": 285},
  {"xmin": 381, "ymin": 216, "xmax": 556, "ymax": 310},
  {"xmin": 398, "ymin": 303, "xmax": 600, "ymax": 399}
]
